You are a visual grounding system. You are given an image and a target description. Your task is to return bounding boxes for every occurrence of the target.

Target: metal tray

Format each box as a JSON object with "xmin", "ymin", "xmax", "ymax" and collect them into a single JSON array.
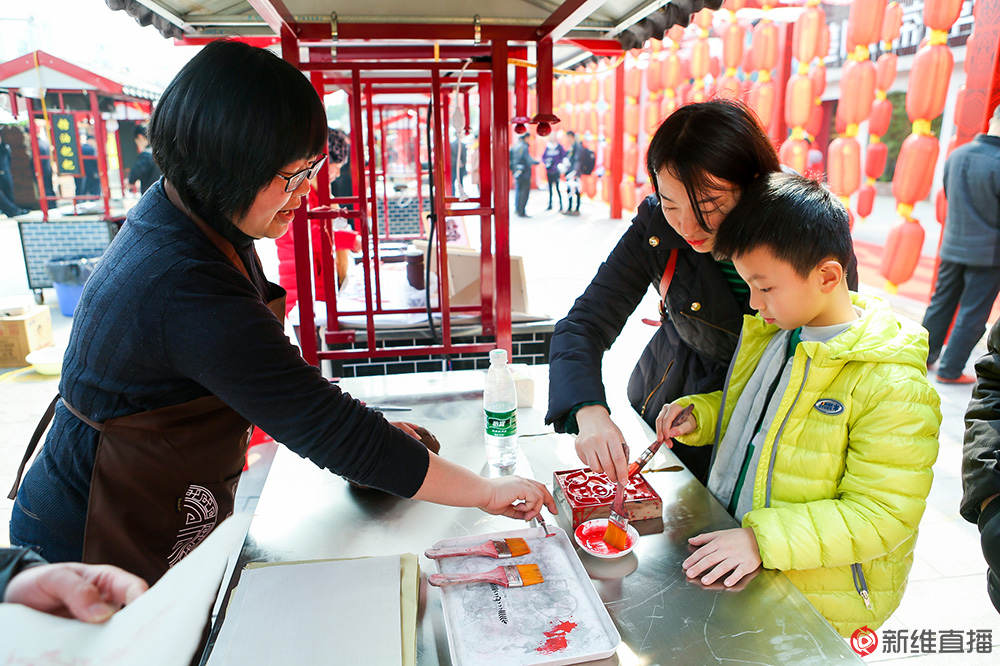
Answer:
[{"xmin": 431, "ymin": 525, "xmax": 621, "ymax": 666}]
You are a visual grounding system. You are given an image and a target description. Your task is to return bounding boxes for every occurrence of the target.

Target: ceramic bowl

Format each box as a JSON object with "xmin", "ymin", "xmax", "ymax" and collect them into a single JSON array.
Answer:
[
  {"xmin": 26, "ymin": 347, "xmax": 64, "ymax": 375},
  {"xmin": 574, "ymin": 519, "xmax": 639, "ymax": 559}
]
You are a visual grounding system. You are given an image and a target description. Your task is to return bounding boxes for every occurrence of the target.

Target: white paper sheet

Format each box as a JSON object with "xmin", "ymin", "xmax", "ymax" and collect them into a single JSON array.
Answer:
[
  {"xmin": 0, "ymin": 513, "xmax": 252, "ymax": 666},
  {"xmin": 208, "ymin": 554, "xmax": 403, "ymax": 666}
]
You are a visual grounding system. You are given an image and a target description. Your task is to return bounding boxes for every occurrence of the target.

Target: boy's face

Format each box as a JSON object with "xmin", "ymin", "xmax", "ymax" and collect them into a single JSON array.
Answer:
[{"xmin": 733, "ymin": 247, "xmax": 828, "ymax": 330}]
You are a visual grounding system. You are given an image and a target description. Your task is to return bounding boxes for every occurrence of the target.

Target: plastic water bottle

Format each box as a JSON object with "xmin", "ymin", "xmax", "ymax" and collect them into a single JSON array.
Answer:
[{"xmin": 484, "ymin": 348, "xmax": 518, "ymax": 468}]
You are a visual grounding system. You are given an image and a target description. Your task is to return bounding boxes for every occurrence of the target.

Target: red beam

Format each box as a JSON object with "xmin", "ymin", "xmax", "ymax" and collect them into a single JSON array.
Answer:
[
  {"xmin": 247, "ymin": 0, "xmax": 297, "ymax": 36},
  {"xmin": 534, "ymin": 0, "xmax": 611, "ymax": 42},
  {"xmin": 295, "ymin": 22, "xmax": 534, "ymax": 42},
  {"xmin": 491, "ymin": 40, "xmax": 513, "ymax": 355},
  {"xmin": 562, "ymin": 38, "xmax": 623, "ymax": 56}
]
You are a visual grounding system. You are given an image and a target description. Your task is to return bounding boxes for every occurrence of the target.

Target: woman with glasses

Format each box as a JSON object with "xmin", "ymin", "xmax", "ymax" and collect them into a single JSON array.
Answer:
[{"xmin": 9, "ymin": 40, "xmax": 555, "ymax": 585}]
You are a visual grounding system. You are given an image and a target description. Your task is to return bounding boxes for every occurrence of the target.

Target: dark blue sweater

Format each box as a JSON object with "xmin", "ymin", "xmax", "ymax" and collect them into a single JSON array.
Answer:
[{"xmin": 17, "ymin": 182, "xmax": 429, "ymax": 555}]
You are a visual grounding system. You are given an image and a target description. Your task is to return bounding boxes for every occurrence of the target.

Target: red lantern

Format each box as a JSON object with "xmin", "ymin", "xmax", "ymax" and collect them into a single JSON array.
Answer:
[
  {"xmin": 785, "ymin": 74, "xmax": 813, "ymax": 128},
  {"xmin": 625, "ymin": 66, "xmax": 641, "ymax": 99},
  {"xmin": 838, "ymin": 59, "xmax": 876, "ymax": 127},
  {"xmin": 620, "ymin": 181, "xmax": 637, "ymax": 212},
  {"xmin": 876, "ymin": 53, "xmax": 898, "ymax": 91},
  {"xmin": 601, "ymin": 175, "xmax": 610, "ymax": 203},
  {"xmin": 710, "ymin": 56, "xmax": 722, "ymax": 80},
  {"xmin": 603, "ymin": 74, "xmax": 614, "ymax": 102},
  {"xmin": 881, "ymin": 220, "xmax": 925, "ymax": 285},
  {"xmin": 779, "ymin": 138, "xmax": 809, "ymax": 175},
  {"xmin": 625, "ymin": 106, "xmax": 640, "ymax": 137},
  {"xmin": 583, "ymin": 175, "xmax": 597, "ymax": 199},
  {"xmin": 660, "ymin": 95, "xmax": 679, "ymax": 119},
  {"xmin": 716, "ymin": 75, "xmax": 742, "ymax": 100},
  {"xmin": 692, "ymin": 39, "xmax": 711, "ymax": 79},
  {"xmin": 828, "ymin": 137, "xmax": 861, "ymax": 197},
  {"xmin": 846, "ymin": 0, "xmax": 886, "ymax": 51},
  {"xmin": 935, "ymin": 188, "xmax": 947, "ymax": 224},
  {"xmin": 589, "ymin": 77, "xmax": 600, "ymax": 104},
  {"xmin": 724, "ymin": 23, "xmax": 744, "ymax": 70},
  {"xmin": 663, "ymin": 52, "xmax": 683, "ymax": 89},
  {"xmin": 906, "ymin": 44, "xmax": 954, "ymax": 122},
  {"xmin": 574, "ymin": 78, "xmax": 588, "ymax": 105},
  {"xmin": 793, "ymin": 5, "xmax": 825, "ymax": 64},
  {"xmin": 865, "ymin": 141, "xmax": 888, "ymax": 179},
  {"xmin": 748, "ymin": 80, "xmax": 775, "ymax": 131},
  {"xmin": 624, "ymin": 141, "xmax": 638, "ymax": 178},
  {"xmin": 753, "ymin": 21, "xmax": 779, "ymax": 71},
  {"xmin": 891, "ymin": 133, "xmax": 940, "ymax": 204},
  {"xmin": 882, "ymin": 2, "xmax": 903, "ymax": 44},
  {"xmin": 869, "ymin": 98, "xmax": 893, "ymax": 136},
  {"xmin": 695, "ymin": 8, "xmax": 714, "ymax": 30},
  {"xmin": 647, "ymin": 60, "xmax": 662, "ymax": 92},
  {"xmin": 810, "ymin": 65, "xmax": 826, "ymax": 99},
  {"xmin": 924, "ymin": 0, "xmax": 964, "ymax": 31},
  {"xmin": 817, "ymin": 23, "xmax": 830, "ymax": 63},
  {"xmin": 645, "ymin": 104, "xmax": 661, "ymax": 133},
  {"xmin": 806, "ymin": 102, "xmax": 824, "ymax": 138},
  {"xmin": 857, "ymin": 184, "xmax": 876, "ymax": 218}
]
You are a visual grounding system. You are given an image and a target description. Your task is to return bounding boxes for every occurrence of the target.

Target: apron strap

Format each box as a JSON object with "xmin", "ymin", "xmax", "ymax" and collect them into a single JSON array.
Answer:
[{"xmin": 8, "ymin": 394, "xmax": 60, "ymax": 500}]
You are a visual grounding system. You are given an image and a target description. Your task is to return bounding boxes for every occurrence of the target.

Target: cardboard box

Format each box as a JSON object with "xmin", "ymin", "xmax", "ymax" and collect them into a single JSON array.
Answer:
[
  {"xmin": 0, "ymin": 305, "xmax": 53, "ymax": 367},
  {"xmin": 412, "ymin": 240, "xmax": 529, "ymax": 314}
]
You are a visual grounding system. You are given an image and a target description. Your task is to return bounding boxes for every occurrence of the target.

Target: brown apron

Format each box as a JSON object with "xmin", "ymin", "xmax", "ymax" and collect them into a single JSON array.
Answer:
[{"xmin": 9, "ymin": 216, "xmax": 285, "ymax": 585}]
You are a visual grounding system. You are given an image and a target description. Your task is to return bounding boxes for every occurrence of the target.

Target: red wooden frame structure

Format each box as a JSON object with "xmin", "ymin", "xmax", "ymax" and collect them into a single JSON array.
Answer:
[{"xmin": 0, "ymin": 51, "xmax": 154, "ymax": 221}]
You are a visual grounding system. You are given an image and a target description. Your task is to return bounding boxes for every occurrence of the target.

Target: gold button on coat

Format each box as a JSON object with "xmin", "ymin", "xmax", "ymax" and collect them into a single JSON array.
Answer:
[
  {"xmin": 648, "ymin": 236, "xmax": 659, "ymax": 247},
  {"xmin": 690, "ymin": 302, "xmax": 702, "ymax": 312}
]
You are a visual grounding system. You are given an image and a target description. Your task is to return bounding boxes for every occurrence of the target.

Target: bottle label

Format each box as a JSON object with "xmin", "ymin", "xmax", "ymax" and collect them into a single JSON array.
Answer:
[{"xmin": 485, "ymin": 408, "xmax": 517, "ymax": 437}]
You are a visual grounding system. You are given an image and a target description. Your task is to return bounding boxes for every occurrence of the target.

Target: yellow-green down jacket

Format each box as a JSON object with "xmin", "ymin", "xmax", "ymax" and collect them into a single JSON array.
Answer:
[{"xmin": 677, "ymin": 293, "xmax": 941, "ymax": 636}]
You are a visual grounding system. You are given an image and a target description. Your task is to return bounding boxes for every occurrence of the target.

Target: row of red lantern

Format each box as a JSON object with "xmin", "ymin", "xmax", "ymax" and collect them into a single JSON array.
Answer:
[{"xmin": 882, "ymin": 0, "xmax": 963, "ymax": 289}]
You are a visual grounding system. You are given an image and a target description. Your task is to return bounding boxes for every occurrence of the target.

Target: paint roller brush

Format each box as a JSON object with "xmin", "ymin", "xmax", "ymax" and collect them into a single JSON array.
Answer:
[
  {"xmin": 428, "ymin": 564, "xmax": 543, "ymax": 588},
  {"xmin": 424, "ymin": 538, "xmax": 531, "ymax": 560}
]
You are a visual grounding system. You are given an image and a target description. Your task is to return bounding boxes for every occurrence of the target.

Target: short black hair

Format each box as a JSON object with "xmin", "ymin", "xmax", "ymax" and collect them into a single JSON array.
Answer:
[
  {"xmin": 713, "ymin": 172, "xmax": 853, "ymax": 278},
  {"xmin": 566, "ymin": 130, "xmax": 576, "ymax": 138},
  {"xmin": 135, "ymin": 125, "xmax": 148, "ymax": 139},
  {"xmin": 149, "ymin": 40, "xmax": 327, "ymax": 230},
  {"xmin": 327, "ymin": 128, "xmax": 350, "ymax": 164},
  {"xmin": 646, "ymin": 99, "xmax": 781, "ymax": 233}
]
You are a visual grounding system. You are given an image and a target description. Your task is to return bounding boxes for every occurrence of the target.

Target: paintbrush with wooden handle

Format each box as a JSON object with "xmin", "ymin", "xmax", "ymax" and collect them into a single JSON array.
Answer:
[
  {"xmin": 425, "ymin": 538, "xmax": 530, "ymax": 559},
  {"xmin": 627, "ymin": 404, "xmax": 695, "ymax": 478},
  {"xmin": 428, "ymin": 564, "xmax": 544, "ymax": 588}
]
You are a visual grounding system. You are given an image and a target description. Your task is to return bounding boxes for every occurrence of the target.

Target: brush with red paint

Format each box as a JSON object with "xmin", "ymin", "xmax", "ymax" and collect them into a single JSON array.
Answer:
[
  {"xmin": 428, "ymin": 563, "xmax": 544, "ymax": 588},
  {"xmin": 424, "ymin": 538, "xmax": 530, "ymax": 560},
  {"xmin": 602, "ymin": 481, "xmax": 630, "ymax": 551}
]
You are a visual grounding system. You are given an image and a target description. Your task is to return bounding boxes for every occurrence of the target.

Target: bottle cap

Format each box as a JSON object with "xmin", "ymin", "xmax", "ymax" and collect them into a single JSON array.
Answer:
[{"xmin": 489, "ymin": 348, "xmax": 507, "ymax": 364}]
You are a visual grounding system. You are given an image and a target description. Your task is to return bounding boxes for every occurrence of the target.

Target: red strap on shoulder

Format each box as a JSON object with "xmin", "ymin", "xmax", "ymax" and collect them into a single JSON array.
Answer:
[{"xmin": 658, "ymin": 248, "xmax": 679, "ymax": 301}]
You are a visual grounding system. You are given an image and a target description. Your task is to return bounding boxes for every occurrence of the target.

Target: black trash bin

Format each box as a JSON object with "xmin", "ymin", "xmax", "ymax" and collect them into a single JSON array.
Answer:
[{"xmin": 45, "ymin": 253, "xmax": 102, "ymax": 317}]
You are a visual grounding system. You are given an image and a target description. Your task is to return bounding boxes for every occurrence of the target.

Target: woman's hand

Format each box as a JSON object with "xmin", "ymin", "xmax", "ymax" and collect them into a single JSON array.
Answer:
[
  {"xmin": 574, "ymin": 405, "xmax": 629, "ymax": 484},
  {"xmin": 682, "ymin": 528, "xmax": 762, "ymax": 587},
  {"xmin": 479, "ymin": 477, "xmax": 558, "ymax": 520},
  {"xmin": 4, "ymin": 562, "xmax": 148, "ymax": 622},
  {"xmin": 655, "ymin": 402, "xmax": 697, "ymax": 444}
]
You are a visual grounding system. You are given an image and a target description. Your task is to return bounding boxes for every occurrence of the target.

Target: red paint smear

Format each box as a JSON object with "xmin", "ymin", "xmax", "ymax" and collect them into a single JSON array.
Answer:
[
  {"xmin": 557, "ymin": 469, "xmax": 659, "ymax": 507},
  {"xmin": 575, "ymin": 521, "xmax": 635, "ymax": 555},
  {"xmin": 536, "ymin": 619, "xmax": 578, "ymax": 654}
]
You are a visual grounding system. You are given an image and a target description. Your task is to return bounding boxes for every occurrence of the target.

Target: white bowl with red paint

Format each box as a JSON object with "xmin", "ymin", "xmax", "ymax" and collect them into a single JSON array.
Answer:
[{"xmin": 574, "ymin": 519, "xmax": 639, "ymax": 559}]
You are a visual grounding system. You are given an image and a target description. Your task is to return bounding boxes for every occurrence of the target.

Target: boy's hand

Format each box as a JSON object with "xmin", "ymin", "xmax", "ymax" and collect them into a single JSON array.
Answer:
[
  {"xmin": 683, "ymin": 528, "xmax": 761, "ymax": 587},
  {"xmin": 574, "ymin": 405, "xmax": 630, "ymax": 484},
  {"xmin": 655, "ymin": 403, "xmax": 697, "ymax": 445}
]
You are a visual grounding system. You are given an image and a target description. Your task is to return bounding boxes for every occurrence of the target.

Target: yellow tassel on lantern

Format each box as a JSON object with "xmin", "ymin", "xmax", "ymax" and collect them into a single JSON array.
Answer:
[
  {"xmin": 912, "ymin": 119, "xmax": 933, "ymax": 136},
  {"xmin": 897, "ymin": 202, "xmax": 914, "ymax": 220}
]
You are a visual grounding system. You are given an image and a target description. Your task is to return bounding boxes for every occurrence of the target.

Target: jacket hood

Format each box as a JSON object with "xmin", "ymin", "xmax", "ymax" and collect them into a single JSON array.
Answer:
[{"xmin": 742, "ymin": 292, "xmax": 929, "ymax": 373}]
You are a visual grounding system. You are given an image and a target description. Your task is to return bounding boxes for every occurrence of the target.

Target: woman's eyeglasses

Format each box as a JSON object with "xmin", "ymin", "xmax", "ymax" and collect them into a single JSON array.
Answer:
[{"xmin": 275, "ymin": 155, "xmax": 327, "ymax": 193}]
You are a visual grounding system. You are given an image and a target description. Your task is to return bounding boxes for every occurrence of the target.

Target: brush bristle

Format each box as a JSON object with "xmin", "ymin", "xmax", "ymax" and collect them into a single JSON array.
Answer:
[
  {"xmin": 603, "ymin": 522, "xmax": 628, "ymax": 551},
  {"xmin": 515, "ymin": 564, "xmax": 544, "ymax": 586},
  {"xmin": 504, "ymin": 538, "xmax": 531, "ymax": 558}
]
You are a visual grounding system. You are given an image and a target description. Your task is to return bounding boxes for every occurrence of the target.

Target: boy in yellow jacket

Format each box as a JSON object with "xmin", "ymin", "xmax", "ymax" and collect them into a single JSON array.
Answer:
[{"xmin": 659, "ymin": 172, "xmax": 941, "ymax": 636}]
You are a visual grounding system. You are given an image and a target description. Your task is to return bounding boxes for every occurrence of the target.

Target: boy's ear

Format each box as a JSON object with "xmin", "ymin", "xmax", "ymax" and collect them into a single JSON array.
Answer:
[{"xmin": 816, "ymin": 260, "xmax": 844, "ymax": 293}]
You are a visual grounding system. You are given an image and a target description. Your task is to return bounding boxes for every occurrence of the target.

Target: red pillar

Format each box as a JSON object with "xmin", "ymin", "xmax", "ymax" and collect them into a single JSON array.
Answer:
[
  {"xmin": 610, "ymin": 63, "xmax": 625, "ymax": 220},
  {"xmin": 491, "ymin": 40, "xmax": 512, "ymax": 356}
]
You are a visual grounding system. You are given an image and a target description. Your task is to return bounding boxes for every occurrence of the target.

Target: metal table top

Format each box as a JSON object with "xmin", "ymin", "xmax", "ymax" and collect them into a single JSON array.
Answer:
[{"xmin": 203, "ymin": 369, "xmax": 863, "ymax": 665}]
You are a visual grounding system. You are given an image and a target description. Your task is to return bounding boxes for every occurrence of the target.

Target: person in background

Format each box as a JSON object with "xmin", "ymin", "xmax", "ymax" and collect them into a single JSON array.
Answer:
[
  {"xmin": 36, "ymin": 129, "xmax": 55, "ymax": 199},
  {"xmin": 127, "ymin": 125, "xmax": 161, "ymax": 195},
  {"xmin": 921, "ymin": 105, "xmax": 1000, "ymax": 385},
  {"xmin": 662, "ymin": 172, "xmax": 940, "ymax": 636},
  {"xmin": 561, "ymin": 131, "xmax": 581, "ymax": 217},
  {"xmin": 509, "ymin": 133, "xmax": 537, "ymax": 218},
  {"xmin": 9, "ymin": 41, "xmax": 555, "ymax": 586},
  {"xmin": 450, "ymin": 134, "xmax": 467, "ymax": 194},
  {"xmin": 547, "ymin": 101, "xmax": 862, "ymax": 484},
  {"xmin": 542, "ymin": 134, "xmax": 566, "ymax": 211},
  {"xmin": 76, "ymin": 135, "xmax": 101, "ymax": 198},
  {"xmin": 0, "ymin": 134, "xmax": 29, "ymax": 217},
  {"xmin": 1, "ymin": 547, "xmax": 147, "ymax": 622},
  {"xmin": 961, "ymin": 317, "xmax": 1000, "ymax": 613}
]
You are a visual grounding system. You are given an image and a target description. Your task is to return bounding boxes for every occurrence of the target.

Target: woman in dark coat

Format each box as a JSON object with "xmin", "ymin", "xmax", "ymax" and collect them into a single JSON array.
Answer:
[{"xmin": 546, "ymin": 100, "xmax": 855, "ymax": 484}]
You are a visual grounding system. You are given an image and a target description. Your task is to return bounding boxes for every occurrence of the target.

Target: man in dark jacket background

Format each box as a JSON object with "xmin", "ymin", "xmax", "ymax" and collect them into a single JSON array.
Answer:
[
  {"xmin": 923, "ymin": 105, "xmax": 1000, "ymax": 384},
  {"xmin": 509, "ymin": 133, "xmax": 537, "ymax": 217},
  {"xmin": 127, "ymin": 125, "xmax": 161, "ymax": 195},
  {"xmin": 962, "ymin": 318, "xmax": 1000, "ymax": 613}
]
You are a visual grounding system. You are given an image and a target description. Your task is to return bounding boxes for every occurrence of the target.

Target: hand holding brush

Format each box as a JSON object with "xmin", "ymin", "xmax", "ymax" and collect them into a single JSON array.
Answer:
[{"xmin": 628, "ymin": 404, "xmax": 695, "ymax": 478}]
